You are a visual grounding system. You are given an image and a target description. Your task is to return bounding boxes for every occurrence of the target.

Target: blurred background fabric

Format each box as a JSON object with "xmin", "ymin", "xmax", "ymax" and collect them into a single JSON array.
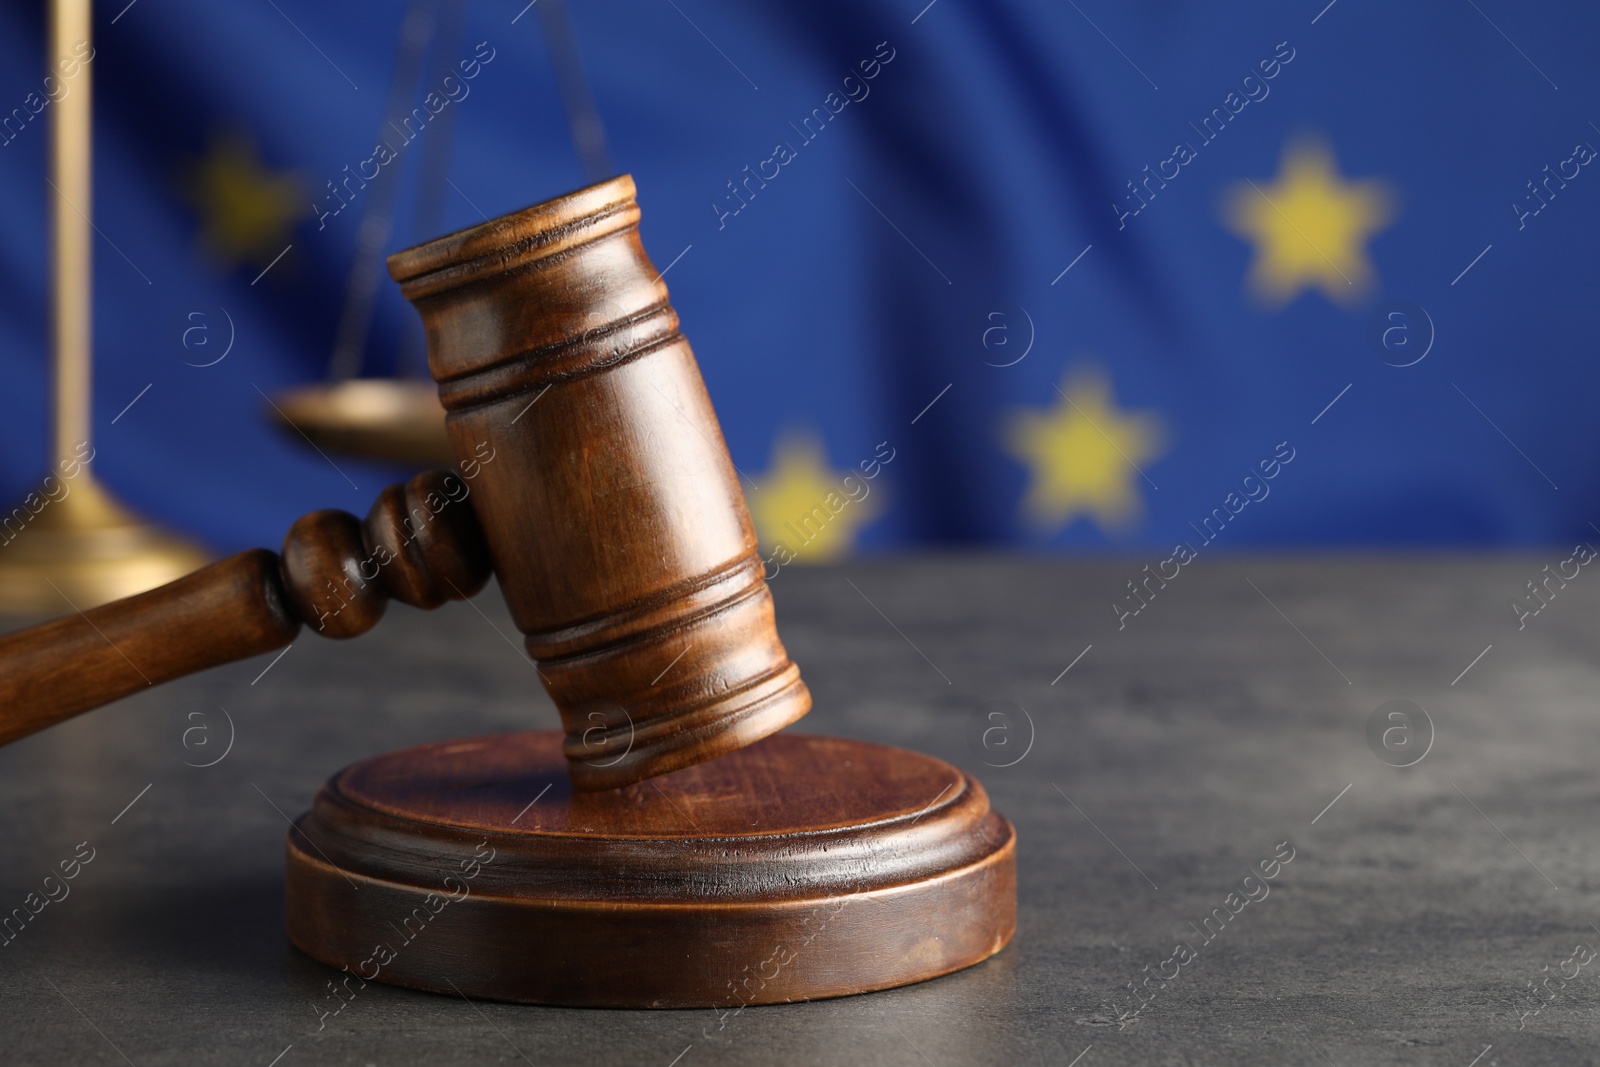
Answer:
[{"xmin": 0, "ymin": 0, "xmax": 1595, "ymax": 557}]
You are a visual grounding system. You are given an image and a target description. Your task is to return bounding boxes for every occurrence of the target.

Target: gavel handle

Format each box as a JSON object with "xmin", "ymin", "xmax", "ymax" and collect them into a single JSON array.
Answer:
[
  {"xmin": 0, "ymin": 469, "xmax": 491, "ymax": 748},
  {"xmin": 0, "ymin": 551, "xmax": 295, "ymax": 746}
]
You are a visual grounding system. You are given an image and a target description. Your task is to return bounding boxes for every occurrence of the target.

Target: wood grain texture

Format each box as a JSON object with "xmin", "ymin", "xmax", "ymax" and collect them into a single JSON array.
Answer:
[
  {"xmin": 389, "ymin": 175, "xmax": 810, "ymax": 790},
  {"xmin": 0, "ymin": 470, "xmax": 489, "ymax": 747},
  {"xmin": 285, "ymin": 731, "xmax": 1016, "ymax": 1007}
]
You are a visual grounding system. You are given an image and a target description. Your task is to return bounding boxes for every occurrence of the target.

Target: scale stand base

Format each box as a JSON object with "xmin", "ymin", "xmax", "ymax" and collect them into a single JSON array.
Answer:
[{"xmin": 0, "ymin": 475, "xmax": 208, "ymax": 614}]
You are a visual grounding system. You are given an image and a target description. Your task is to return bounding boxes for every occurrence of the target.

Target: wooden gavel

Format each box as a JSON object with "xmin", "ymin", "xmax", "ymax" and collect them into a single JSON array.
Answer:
[{"xmin": 0, "ymin": 176, "xmax": 811, "ymax": 790}]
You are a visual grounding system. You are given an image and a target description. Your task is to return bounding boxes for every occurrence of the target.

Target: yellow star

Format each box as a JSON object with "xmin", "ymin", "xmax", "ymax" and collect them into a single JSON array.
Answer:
[
  {"xmin": 747, "ymin": 432, "xmax": 880, "ymax": 563},
  {"xmin": 1004, "ymin": 368, "xmax": 1164, "ymax": 534},
  {"xmin": 182, "ymin": 132, "xmax": 309, "ymax": 268},
  {"xmin": 1223, "ymin": 137, "xmax": 1396, "ymax": 307}
]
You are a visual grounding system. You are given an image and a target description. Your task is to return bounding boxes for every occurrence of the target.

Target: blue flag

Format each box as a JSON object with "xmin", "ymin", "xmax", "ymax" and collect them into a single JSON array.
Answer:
[{"xmin": 0, "ymin": 0, "xmax": 1594, "ymax": 556}]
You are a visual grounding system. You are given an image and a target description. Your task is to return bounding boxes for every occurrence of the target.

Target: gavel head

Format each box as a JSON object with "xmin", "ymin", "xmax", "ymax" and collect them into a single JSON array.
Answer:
[{"xmin": 387, "ymin": 176, "xmax": 810, "ymax": 792}]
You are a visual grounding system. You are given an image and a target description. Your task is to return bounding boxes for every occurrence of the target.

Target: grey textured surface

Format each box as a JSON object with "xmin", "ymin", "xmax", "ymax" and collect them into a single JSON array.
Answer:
[{"xmin": 2, "ymin": 554, "xmax": 1596, "ymax": 1065}]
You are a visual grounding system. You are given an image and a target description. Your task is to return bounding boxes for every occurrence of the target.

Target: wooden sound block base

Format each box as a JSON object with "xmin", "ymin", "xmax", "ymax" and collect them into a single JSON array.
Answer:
[{"xmin": 286, "ymin": 731, "xmax": 1015, "ymax": 1008}]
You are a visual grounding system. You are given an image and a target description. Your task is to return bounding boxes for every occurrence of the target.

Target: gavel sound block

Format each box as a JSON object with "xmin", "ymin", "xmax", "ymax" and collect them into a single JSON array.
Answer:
[{"xmin": 0, "ymin": 176, "xmax": 1014, "ymax": 1006}]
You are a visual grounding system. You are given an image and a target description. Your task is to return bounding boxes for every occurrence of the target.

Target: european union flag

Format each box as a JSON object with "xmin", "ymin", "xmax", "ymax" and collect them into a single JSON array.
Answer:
[{"xmin": 1, "ymin": 1, "xmax": 1595, "ymax": 557}]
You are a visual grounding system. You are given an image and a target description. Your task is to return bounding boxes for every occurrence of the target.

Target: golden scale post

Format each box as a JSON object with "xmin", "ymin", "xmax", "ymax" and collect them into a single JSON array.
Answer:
[{"xmin": 0, "ymin": 0, "xmax": 208, "ymax": 613}]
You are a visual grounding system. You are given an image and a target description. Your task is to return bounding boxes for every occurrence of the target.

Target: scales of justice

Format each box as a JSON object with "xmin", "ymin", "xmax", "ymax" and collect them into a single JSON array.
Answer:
[{"xmin": 0, "ymin": 0, "xmax": 1014, "ymax": 1006}]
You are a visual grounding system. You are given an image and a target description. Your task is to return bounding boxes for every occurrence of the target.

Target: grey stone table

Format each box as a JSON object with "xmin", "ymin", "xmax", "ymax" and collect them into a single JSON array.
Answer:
[{"xmin": 2, "ymin": 555, "xmax": 1595, "ymax": 1065}]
